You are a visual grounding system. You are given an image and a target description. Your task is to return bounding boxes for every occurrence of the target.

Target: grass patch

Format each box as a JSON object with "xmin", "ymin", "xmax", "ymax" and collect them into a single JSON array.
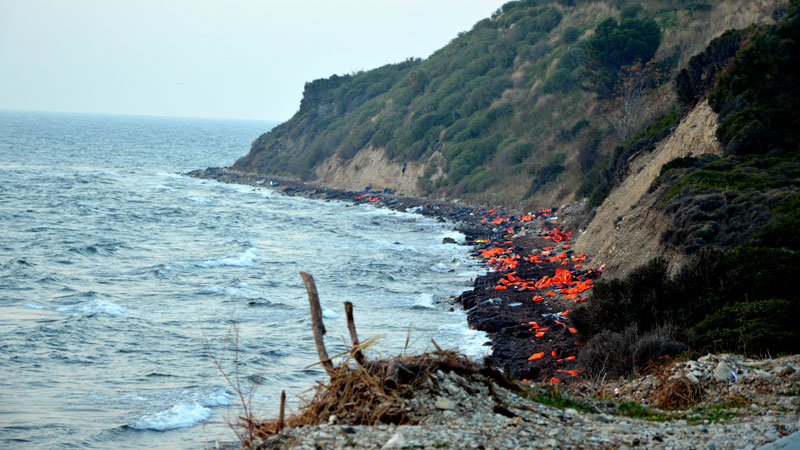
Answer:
[
  {"xmin": 618, "ymin": 401, "xmax": 671, "ymax": 421},
  {"xmin": 528, "ymin": 387, "xmax": 595, "ymax": 413}
]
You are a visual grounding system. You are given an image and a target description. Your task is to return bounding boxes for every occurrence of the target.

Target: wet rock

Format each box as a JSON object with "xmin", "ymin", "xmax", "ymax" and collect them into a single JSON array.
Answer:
[{"xmin": 442, "ymin": 237, "xmax": 457, "ymax": 244}]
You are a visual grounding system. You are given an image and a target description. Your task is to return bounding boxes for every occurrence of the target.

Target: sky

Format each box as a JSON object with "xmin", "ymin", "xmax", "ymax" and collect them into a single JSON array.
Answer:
[{"xmin": 0, "ymin": 0, "xmax": 507, "ymax": 121}]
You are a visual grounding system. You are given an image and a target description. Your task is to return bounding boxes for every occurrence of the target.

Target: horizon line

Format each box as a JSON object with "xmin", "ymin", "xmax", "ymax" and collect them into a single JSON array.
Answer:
[{"xmin": 0, "ymin": 107, "xmax": 285, "ymax": 123}]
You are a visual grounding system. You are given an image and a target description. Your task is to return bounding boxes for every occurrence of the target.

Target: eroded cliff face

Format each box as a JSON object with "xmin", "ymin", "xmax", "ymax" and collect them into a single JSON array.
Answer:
[
  {"xmin": 313, "ymin": 147, "xmax": 428, "ymax": 196},
  {"xmin": 573, "ymin": 100, "xmax": 723, "ymax": 278}
]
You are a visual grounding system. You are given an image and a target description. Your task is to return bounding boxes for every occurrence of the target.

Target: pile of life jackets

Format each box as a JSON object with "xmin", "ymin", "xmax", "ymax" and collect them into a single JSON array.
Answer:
[{"xmin": 473, "ymin": 208, "xmax": 599, "ymax": 384}]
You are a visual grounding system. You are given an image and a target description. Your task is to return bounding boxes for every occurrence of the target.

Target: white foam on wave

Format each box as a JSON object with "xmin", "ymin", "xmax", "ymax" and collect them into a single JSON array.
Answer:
[
  {"xmin": 196, "ymin": 247, "xmax": 259, "ymax": 268},
  {"xmin": 85, "ymin": 170, "xmax": 119, "ymax": 177},
  {"xmin": 130, "ymin": 387, "xmax": 232, "ymax": 431},
  {"xmin": 152, "ymin": 184, "xmax": 174, "ymax": 191},
  {"xmin": 188, "ymin": 196, "xmax": 212, "ymax": 203},
  {"xmin": 412, "ymin": 293, "xmax": 436, "ymax": 309},
  {"xmin": 437, "ymin": 323, "xmax": 491, "ymax": 361},
  {"xmin": 131, "ymin": 403, "xmax": 213, "ymax": 431},
  {"xmin": 438, "ymin": 230, "xmax": 466, "ymax": 244},
  {"xmin": 429, "ymin": 262, "xmax": 451, "ymax": 273},
  {"xmin": 54, "ymin": 300, "xmax": 126, "ymax": 316},
  {"xmin": 155, "ymin": 172, "xmax": 182, "ymax": 179},
  {"xmin": 201, "ymin": 283, "xmax": 255, "ymax": 297},
  {"xmin": 322, "ymin": 308, "xmax": 340, "ymax": 319},
  {"xmin": 24, "ymin": 303, "xmax": 48, "ymax": 310}
]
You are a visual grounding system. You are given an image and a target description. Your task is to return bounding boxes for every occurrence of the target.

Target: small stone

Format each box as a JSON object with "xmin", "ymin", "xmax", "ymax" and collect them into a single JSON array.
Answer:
[
  {"xmin": 435, "ymin": 397, "xmax": 457, "ymax": 410},
  {"xmin": 714, "ymin": 361, "xmax": 735, "ymax": 382},
  {"xmin": 776, "ymin": 366, "xmax": 796, "ymax": 377},
  {"xmin": 328, "ymin": 414, "xmax": 338, "ymax": 425},
  {"xmin": 381, "ymin": 432, "xmax": 406, "ymax": 449},
  {"xmin": 442, "ymin": 237, "xmax": 457, "ymax": 244},
  {"xmin": 597, "ymin": 413, "xmax": 613, "ymax": 423},
  {"xmin": 685, "ymin": 373, "xmax": 699, "ymax": 384}
]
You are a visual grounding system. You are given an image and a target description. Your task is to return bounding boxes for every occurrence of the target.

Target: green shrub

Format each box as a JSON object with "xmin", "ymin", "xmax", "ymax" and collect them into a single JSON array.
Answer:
[
  {"xmin": 753, "ymin": 192, "xmax": 800, "ymax": 251},
  {"xmin": 508, "ymin": 141, "xmax": 535, "ymax": 164},
  {"xmin": 708, "ymin": 12, "xmax": 800, "ymax": 156},
  {"xmin": 693, "ymin": 299, "xmax": 799, "ymax": 355},
  {"xmin": 577, "ymin": 325, "xmax": 686, "ymax": 379},
  {"xmin": 572, "ymin": 247, "xmax": 800, "ymax": 375},
  {"xmin": 585, "ymin": 17, "xmax": 662, "ymax": 97},
  {"xmin": 674, "ymin": 28, "xmax": 746, "ymax": 109},
  {"xmin": 561, "ymin": 26, "xmax": 582, "ymax": 44}
]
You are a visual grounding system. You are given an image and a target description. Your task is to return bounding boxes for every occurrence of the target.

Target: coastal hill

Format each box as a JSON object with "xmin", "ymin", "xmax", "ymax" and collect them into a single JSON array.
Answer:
[
  {"xmin": 216, "ymin": 2, "xmax": 800, "ymax": 445},
  {"xmin": 233, "ymin": 0, "xmax": 798, "ymax": 275},
  {"xmin": 231, "ymin": 0, "xmax": 800, "ymax": 359},
  {"xmin": 234, "ymin": 0, "xmax": 782, "ymax": 210}
]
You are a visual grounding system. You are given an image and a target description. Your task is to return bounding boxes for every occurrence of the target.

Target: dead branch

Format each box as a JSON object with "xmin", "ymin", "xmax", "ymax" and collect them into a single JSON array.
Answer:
[
  {"xmin": 278, "ymin": 391, "xmax": 286, "ymax": 432},
  {"xmin": 344, "ymin": 301, "xmax": 366, "ymax": 366},
  {"xmin": 300, "ymin": 271, "xmax": 334, "ymax": 375}
]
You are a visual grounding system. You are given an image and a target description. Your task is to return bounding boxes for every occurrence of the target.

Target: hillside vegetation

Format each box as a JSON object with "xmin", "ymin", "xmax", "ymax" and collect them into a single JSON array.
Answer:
[
  {"xmin": 572, "ymin": 0, "xmax": 800, "ymax": 376},
  {"xmin": 234, "ymin": 0, "xmax": 783, "ymax": 209}
]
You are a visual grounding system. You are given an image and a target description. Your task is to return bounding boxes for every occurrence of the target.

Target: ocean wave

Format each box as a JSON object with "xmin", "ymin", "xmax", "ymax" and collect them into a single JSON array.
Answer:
[
  {"xmin": 83, "ymin": 170, "xmax": 119, "ymax": 177},
  {"xmin": 130, "ymin": 403, "xmax": 213, "ymax": 431},
  {"xmin": 55, "ymin": 300, "xmax": 127, "ymax": 317},
  {"xmin": 154, "ymin": 172, "xmax": 182, "ymax": 179},
  {"xmin": 187, "ymin": 196, "xmax": 212, "ymax": 203},
  {"xmin": 437, "ymin": 323, "xmax": 491, "ymax": 361},
  {"xmin": 195, "ymin": 247, "xmax": 259, "ymax": 268},
  {"xmin": 129, "ymin": 387, "xmax": 232, "ymax": 431},
  {"xmin": 200, "ymin": 282, "xmax": 255, "ymax": 297},
  {"xmin": 322, "ymin": 308, "xmax": 340, "ymax": 319},
  {"xmin": 429, "ymin": 262, "xmax": 451, "ymax": 272},
  {"xmin": 411, "ymin": 293, "xmax": 436, "ymax": 309}
]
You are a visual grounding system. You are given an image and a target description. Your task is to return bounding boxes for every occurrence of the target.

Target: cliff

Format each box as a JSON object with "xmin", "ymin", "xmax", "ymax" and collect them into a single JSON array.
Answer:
[{"xmin": 234, "ymin": 0, "xmax": 785, "ymax": 211}]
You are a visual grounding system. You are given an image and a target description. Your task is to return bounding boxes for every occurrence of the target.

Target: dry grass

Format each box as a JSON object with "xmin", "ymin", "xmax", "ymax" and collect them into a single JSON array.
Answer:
[
  {"xmin": 653, "ymin": 375, "xmax": 704, "ymax": 410},
  {"xmin": 661, "ymin": 0, "xmax": 788, "ymax": 67}
]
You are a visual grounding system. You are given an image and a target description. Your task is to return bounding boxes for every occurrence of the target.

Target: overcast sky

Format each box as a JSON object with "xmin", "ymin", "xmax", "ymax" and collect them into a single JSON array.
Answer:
[{"xmin": 0, "ymin": 0, "xmax": 506, "ymax": 121}]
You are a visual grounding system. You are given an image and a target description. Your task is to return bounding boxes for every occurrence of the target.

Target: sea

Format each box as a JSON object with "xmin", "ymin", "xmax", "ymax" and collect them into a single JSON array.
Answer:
[{"xmin": 0, "ymin": 111, "xmax": 488, "ymax": 449}]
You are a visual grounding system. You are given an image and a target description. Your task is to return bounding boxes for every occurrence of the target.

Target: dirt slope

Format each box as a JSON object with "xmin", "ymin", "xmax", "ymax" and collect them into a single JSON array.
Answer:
[
  {"xmin": 573, "ymin": 100, "xmax": 723, "ymax": 278},
  {"xmin": 313, "ymin": 147, "xmax": 430, "ymax": 196}
]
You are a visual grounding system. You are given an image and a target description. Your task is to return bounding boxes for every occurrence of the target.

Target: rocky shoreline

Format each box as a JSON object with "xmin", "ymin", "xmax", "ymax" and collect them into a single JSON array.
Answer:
[
  {"xmin": 186, "ymin": 167, "xmax": 588, "ymax": 381},
  {"xmin": 187, "ymin": 168, "xmax": 799, "ymax": 449}
]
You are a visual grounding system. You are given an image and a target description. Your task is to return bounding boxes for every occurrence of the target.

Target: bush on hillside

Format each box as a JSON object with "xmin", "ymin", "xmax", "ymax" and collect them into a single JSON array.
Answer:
[
  {"xmin": 585, "ymin": 17, "xmax": 662, "ymax": 97},
  {"xmin": 561, "ymin": 26, "xmax": 582, "ymax": 44},
  {"xmin": 674, "ymin": 28, "xmax": 747, "ymax": 109},
  {"xmin": 577, "ymin": 325, "xmax": 686, "ymax": 379},
  {"xmin": 708, "ymin": 7, "xmax": 800, "ymax": 156},
  {"xmin": 572, "ymin": 247, "xmax": 800, "ymax": 378}
]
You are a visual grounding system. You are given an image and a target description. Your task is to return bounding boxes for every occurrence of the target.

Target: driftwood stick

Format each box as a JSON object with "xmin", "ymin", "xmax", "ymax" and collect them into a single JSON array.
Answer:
[
  {"xmin": 344, "ymin": 301, "xmax": 366, "ymax": 366},
  {"xmin": 300, "ymin": 271, "xmax": 334, "ymax": 374},
  {"xmin": 277, "ymin": 390, "xmax": 286, "ymax": 432}
]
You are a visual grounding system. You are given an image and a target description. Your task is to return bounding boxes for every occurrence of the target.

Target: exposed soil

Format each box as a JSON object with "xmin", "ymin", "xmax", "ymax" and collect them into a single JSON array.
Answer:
[{"xmin": 573, "ymin": 100, "xmax": 723, "ymax": 278}]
